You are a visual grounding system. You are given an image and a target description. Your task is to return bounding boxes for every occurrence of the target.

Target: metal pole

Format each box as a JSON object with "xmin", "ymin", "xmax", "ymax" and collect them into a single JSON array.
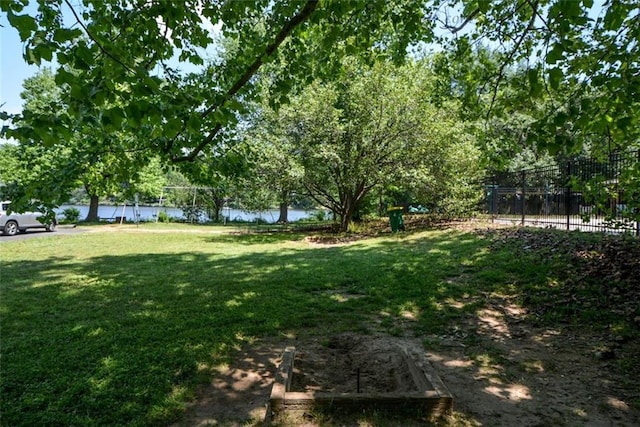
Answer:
[
  {"xmin": 566, "ymin": 161, "xmax": 572, "ymax": 231},
  {"xmin": 637, "ymin": 151, "xmax": 640, "ymax": 236},
  {"xmin": 192, "ymin": 187, "xmax": 197, "ymax": 224},
  {"xmin": 521, "ymin": 170, "xmax": 526, "ymax": 226},
  {"xmin": 134, "ymin": 193, "xmax": 139, "ymax": 227}
]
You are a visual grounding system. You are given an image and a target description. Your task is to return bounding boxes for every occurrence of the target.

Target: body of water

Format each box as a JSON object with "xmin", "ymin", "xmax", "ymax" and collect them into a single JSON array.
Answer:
[{"xmin": 57, "ymin": 204, "xmax": 319, "ymax": 223}]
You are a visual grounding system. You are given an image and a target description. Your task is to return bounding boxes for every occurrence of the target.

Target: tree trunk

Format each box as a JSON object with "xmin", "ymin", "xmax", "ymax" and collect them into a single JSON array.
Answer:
[
  {"xmin": 339, "ymin": 196, "xmax": 358, "ymax": 232},
  {"xmin": 277, "ymin": 201, "xmax": 288, "ymax": 223},
  {"xmin": 86, "ymin": 194, "xmax": 100, "ymax": 222},
  {"xmin": 212, "ymin": 197, "xmax": 223, "ymax": 222}
]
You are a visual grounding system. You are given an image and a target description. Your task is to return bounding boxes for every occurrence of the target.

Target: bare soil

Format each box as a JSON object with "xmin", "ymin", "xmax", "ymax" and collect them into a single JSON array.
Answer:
[
  {"xmin": 174, "ymin": 324, "xmax": 639, "ymax": 426},
  {"xmin": 289, "ymin": 334, "xmax": 419, "ymax": 394}
]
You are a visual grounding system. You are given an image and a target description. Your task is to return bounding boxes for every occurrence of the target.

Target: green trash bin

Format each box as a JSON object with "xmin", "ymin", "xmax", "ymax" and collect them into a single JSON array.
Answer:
[{"xmin": 387, "ymin": 206, "xmax": 404, "ymax": 232}]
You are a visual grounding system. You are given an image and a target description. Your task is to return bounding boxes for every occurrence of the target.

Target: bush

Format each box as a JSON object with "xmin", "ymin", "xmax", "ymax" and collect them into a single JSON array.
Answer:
[
  {"xmin": 157, "ymin": 211, "xmax": 170, "ymax": 223},
  {"xmin": 313, "ymin": 210, "xmax": 327, "ymax": 221},
  {"xmin": 61, "ymin": 207, "xmax": 81, "ymax": 223},
  {"xmin": 180, "ymin": 205, "xmax": 205, "ymax": 223}
]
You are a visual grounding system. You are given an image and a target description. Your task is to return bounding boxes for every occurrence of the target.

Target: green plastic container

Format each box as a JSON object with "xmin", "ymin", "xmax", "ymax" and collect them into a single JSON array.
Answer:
[{"xmin": 387, "ymin": 207, "xmax": 404, "ymax": 232}]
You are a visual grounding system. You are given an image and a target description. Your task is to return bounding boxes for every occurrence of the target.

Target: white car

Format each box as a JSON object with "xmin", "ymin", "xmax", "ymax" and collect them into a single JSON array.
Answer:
[{"xmin": 0, "ymin": 201, "xmax": 56, "ymax": 236}]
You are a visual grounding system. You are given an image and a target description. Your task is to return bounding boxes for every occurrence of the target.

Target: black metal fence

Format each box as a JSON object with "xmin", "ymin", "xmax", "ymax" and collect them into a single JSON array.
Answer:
[{"xmin": 485, "ymin": 151, "xmax": 640, "ymax": 235}]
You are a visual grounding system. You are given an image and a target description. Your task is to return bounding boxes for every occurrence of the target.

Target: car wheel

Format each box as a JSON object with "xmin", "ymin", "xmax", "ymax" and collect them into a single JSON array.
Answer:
[
  {"xmin": 46, "ymin": 223, "xmax": 56, "ymax": 232},
  {"xmin": 3, "ymin": 220, "xmax": 19, "ymax": 236}
]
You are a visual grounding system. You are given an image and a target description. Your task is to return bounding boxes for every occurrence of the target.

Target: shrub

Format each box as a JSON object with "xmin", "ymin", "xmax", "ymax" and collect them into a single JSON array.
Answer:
[
  {"xmin": 61, "ymin": 207, "xmax": 81, "ymax": 223},
  {"xmin": 180, "ymin": 205, "xmax": 204, "ymax": 223},
  {"xmin": 157, "ymin": 211, "xmax": 170, "ymax": 223},
  {"xmin": 313, "ymin": 210, "xmax": 327, "ymax": 221}
]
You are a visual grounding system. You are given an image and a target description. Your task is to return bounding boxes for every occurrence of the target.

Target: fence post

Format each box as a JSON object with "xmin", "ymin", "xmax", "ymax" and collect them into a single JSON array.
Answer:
[
  {"xmin": 521, "ymin": 170, "xmax": 526, "ymax": 226},
  {"xmin": 492, "ymin": 175, "xmax": 497, "ymax": 223},
  {"xmin": 637, "ymin": 151, "xmax": 640, "ymax": 237},
  {"xmin": 566, "ymin": 161, "xmax": 572, "ymax": 231}
]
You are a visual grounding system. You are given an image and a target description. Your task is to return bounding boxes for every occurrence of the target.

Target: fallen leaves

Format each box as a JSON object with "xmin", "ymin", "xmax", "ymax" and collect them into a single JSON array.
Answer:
[{"xmin": 479, "ymin": 227, "xmax": 640, "ymax": 325}]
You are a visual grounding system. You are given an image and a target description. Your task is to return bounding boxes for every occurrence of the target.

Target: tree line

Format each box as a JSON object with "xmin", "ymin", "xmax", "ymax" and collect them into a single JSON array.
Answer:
[{"xmin": 1, "ymin": 1, "xmax": 638, "ymax": 229}]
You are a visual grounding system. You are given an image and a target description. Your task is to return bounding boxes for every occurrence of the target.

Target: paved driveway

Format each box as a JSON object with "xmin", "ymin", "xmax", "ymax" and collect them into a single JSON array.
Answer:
[{"xmin": 0, "ymin": 225, "xmax": 86, "ymax": 242}]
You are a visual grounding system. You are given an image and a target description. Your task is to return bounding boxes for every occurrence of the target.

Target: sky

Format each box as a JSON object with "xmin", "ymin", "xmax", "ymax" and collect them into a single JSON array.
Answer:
[{"xmin": 1, "ymin": 11, "xmax": 41, "ymax": 116}]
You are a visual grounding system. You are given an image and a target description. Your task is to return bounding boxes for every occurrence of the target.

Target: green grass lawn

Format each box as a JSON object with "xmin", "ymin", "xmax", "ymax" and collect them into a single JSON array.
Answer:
[{"xmin": 1, "ymin": 224, "xmax": 635, "ymax": 426}]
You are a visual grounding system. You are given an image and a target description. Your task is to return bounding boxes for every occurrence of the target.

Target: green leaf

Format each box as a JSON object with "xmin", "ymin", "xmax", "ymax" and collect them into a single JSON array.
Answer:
[
  {"xmin": 616, "ymin": 116, "xmax": 631, "ymax": 130},
  {"xmin": 224, "ymin": 99, "xmax": 244, "ymax": 112},
  {"xmin": 33, "ymin": 41, "xmax": 53, "ymax": 62},
  {"xmin": 546, "ymin": 44, "xmax": 564, "ymax": 64},
  {"xmin": 7, "ymin": 10, "xmax": 37, "ymax": 41},
  {"xmin": 548, "ymin": 68, "xmax": 563, "ymax": 90},
  {"xmin": 187, "ymin": 115, "xmax": 201, "ymax": 133},
  {"xmin": 55, "ymin": 69, "xmax": 75, "ymax": 86},
  {"xmin": 527, "ymin": 68, "xmax": 542, "ymax": 97},
  {"xmin": 144, "ymin": 77, "xmax": 160, "ymax": 91},
  {"xmin": 104, "ymin": 107, "xmax": 124, "ymax": 128},
  {"xmin": 165, "ymin": 118, "xmax": 182, "ymax": 136},
  {"xmin": 53, "ymin": 28, "xmax": 82, "ymax": 43},
  {"xmin": 74, "ymin": 44, "xmax": 94, "ymax": 69},
  {"xmin": 556, "ymin": 0, "xmax": 582, "ymax": 18},
  {"xmin": 553, "ymin": 112, "xmax": 568, "ymax": 127},
  {"xmin": 603, "ymin": 5, "xmax": 625, "ymax": 31},
  {"xmin": 212, "ymin": 109, "xmax": 226, "ymax": 123},
  {"xmin": 580, "ymin": 98, "xmax": 591, "ymax": 111},
  {"xmin": 69, "ymin": 82, "xmax": 87, "ymax": 100}
]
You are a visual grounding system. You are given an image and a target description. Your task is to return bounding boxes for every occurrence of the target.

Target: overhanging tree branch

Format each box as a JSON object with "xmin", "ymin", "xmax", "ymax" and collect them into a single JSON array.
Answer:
[
  {"xmin": 170, "ymin": 0, "xmax": 320, "ymax": 163},
  {"xmin": 444, "ymin": 7, "xmax": 480, "ymax": 34},
  {"xmin": 486, "ymin": 0, "xmax": 539, "ymax": 120},
  {"xmin": 63, "ymin": 0, "xmax": 135, "ymax": 74}
]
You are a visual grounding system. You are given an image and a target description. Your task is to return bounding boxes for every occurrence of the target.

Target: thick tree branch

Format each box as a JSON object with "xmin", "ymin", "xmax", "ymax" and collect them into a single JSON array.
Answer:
[
  {"xmin": 63, "ymin": 0, "xmax": 135, "ymax": 73},
  {"xmin": 486, "ymin": 0, "xmax": 539, "ymax": 120},
  {"xmin": 444, "ymin": 7, "xmax": 480, "ymax": 34},
  {"xmin": 170, "ymin": 0, "xmax": 319, "ymax": 163}
]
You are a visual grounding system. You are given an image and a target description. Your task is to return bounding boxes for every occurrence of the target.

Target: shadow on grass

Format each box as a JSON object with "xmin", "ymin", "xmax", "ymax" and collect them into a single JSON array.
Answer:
[
  {"xmin": 202, "ymin": 230, "xmax": 309, "ymax": 245},
  {"xmin": 1, "ymin": 229, "xmax": 587, "ymax": 426}
]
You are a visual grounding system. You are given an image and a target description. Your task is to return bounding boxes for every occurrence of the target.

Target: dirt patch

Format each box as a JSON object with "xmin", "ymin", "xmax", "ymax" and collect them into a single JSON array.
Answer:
[
  {"xmin": 428, "ymin": 305, "xmax": 640, "ymax": 427},
  {"xmin": 304, "ymin": 233, "xmax": 378, "ymax": 246},
  {"xmin": 290, "ymin": 335, "xmax": 418, "ymax": 394},
  {"xmin": 481, "ymin": 227, "xmax": 640, "ymax": 321},
  {"xmin": 170, "ymin": 344, "xmax": 282, "ymax": 427},
  {"xmin": 175, "ymin": 323, "xmax": 640, "ymax": 427}
]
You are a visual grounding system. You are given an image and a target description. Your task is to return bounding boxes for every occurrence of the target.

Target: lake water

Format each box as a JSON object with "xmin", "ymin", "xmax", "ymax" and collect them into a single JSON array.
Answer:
[{"xmin": 57, "ymin": 204, "xmax": 320, "ymax": 223}]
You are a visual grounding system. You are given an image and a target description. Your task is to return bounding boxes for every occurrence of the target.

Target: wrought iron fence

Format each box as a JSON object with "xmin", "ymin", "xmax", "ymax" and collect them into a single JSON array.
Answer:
[{"xmin": 485, "ymin": 151, "xmax": 640, "ymax": 235}]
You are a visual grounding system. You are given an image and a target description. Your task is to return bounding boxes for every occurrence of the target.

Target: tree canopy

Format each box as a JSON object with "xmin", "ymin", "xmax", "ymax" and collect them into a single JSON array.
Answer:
[
  {"xmin": 1, "ymin": 0, "xmax": 639, "ymax": 211},
  {"xmin": 256, "ymin": 58, "xmax": 481, "ymax": 230}
]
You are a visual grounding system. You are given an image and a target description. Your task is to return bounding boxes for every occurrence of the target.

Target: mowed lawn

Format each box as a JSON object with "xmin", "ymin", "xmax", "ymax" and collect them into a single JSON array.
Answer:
[{"xmin": 0, "ymin": 224, "xmax": 564, "ymax": 426}]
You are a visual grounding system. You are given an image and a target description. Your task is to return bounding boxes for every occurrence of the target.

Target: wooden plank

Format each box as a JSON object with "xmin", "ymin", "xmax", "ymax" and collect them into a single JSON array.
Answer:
[
  {"xmin": 269, "ymin": 347, "xmax": 296, "ymax": 411},
  {"xmin": 284, "ymin": 391, "xmax": 442, "ymax": 401},
  {"xmin": 269, "ymin": 344, "xmax": 453, "ymax": 418},
  {"xmin": 405, "ymin": 347, "xmax": 453, "ymax": 401},
  {"xmin": 400, "ymin": 347, "xmax": 433, "ymax": 391},
  {"xmin": 281, "ymin": 392, "xmax": 451, "ymax": 415}
]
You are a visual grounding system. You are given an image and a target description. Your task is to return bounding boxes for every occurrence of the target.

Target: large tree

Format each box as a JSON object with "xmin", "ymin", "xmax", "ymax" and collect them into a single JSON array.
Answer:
[
  {"xmin": 241, "ymin": 101, "xmax": 306, "ymax": 223},
  {"xmin": 6, "ymin": 69, "xmax": 167, "ymax": 220},
  {"xmin": 270, "ymin": 59, "xmax": 480, "ymax": 230}
]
